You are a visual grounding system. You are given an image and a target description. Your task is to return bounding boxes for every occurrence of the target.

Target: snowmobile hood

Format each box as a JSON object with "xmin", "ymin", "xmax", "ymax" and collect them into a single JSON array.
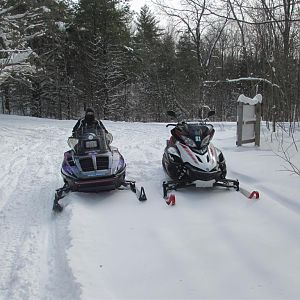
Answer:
[{"xmin": 62, "ymin": 147, "xmax": 125, "ymax": 181}]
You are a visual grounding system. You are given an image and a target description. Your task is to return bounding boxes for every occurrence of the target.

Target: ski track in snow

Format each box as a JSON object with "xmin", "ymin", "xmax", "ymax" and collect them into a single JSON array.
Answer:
[
  {"xmin": 0, "ymin": 115, "xmax": 300, "ymax": 299},
  {"xmin": 232, "ymin": 170, "xmax": 300, "ymax": 215},
  {"xmin": 0, "ymin": 117, "xmax": 80, "ymax": 300}
]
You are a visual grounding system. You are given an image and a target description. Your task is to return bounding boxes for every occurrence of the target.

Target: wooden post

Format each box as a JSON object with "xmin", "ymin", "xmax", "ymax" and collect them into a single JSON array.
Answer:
[
  {"xmin": 0, "ymin": 93, "xmax": 3, "ymax": 114},
  {"xmin": 255, "ymin": 103, "xmax": 261, "ymax": 146},
  {"xmin": 236, "ymin": 102, "xmax": 243, "ymax": 146},
  {"xmin": 237, "ymin": 101, "xmax": 261, "ymax": 147}
]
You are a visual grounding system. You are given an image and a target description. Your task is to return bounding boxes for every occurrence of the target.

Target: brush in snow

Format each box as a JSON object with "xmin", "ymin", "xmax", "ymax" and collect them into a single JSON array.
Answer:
[
  {"xmin": 162, "ymin": 110, "xmax": 241, "ymax": 203},
  {"xmin": 53, "ymin": 129, "xmax": 146, "ymax": 212}
]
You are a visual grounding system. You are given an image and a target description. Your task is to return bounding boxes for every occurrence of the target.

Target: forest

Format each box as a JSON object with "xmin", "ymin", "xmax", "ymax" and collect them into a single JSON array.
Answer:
[{"xmin": 0, "ymin": 0, "xmax": 299, "ymax": 124}]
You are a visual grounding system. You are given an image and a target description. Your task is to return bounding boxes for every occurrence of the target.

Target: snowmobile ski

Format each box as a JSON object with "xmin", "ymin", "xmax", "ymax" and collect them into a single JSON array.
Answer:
[
  {"xmin": 121, "ymin": 180, "xmax": 147, "ymax": 201},
  {"xmin": 239, "ymin": 186, "xmax": 260, "ymax": 199},
  {"xmin": 53, "ymin": 180, "xmax": 147, "ymax": 212},
  {"xmin": 165, "ymin": 194, "xmax": 176, "ymax": 206}
]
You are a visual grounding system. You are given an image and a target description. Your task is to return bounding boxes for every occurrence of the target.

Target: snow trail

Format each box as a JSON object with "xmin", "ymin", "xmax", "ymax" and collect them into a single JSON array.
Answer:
[
  {"xmin": 0, "ymin": 116, "xmax": 80, "ymax": 300},
  {"xmin": 0, "ymin": 115, "xmax": 300, "ymax": 299}
]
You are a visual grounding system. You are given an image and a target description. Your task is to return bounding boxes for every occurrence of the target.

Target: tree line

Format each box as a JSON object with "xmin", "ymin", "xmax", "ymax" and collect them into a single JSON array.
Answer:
[{"xmin": 0, "ymin": 0, "xmax": 299, "ymax": 124}]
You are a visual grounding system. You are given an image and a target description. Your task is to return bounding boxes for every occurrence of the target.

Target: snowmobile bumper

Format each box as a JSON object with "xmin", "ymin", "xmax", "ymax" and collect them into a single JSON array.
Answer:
[
  {"xmin": 72, "ymin": 176, "xmax": 123, "ymax": 192},
  {"xmin": 184, "ymin": 163, "xmax": 223, "ymax": 181},
  {"xmin": 162, "ymin": 156, "xmax": 225, "ymax": 182},
  {"xmin": 62, "ymin": 168, "xmax": 126, "ymax": 192}
]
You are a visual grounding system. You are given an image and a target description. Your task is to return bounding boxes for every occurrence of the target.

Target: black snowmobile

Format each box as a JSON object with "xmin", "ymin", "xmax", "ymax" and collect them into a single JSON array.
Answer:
[
  {"xmin": 53, "ymin": 128, "xmax": 146, "ymax": 212},
  {"xmin": 162, "ymin": 110, "xmax": 239, "ymax": 201}
]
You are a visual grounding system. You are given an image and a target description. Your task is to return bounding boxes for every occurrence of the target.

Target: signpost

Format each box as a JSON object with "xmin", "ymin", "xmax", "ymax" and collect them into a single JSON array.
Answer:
[{"xmin": 236, "ymin": 94, "xmax": 262, "ymax": 147}]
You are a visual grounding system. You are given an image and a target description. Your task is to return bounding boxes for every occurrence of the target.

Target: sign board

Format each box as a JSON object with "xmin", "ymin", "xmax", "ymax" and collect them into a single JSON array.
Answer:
[{"xmin": 236, "ymin": 95, "xmax": 262, "ymax": 146}]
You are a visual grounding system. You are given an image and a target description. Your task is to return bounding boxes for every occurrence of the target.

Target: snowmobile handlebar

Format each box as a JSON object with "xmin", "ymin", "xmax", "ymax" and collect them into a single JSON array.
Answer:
[{"xmin": 166, "ymin": 121, "xmax": 189, "ymax": 128}]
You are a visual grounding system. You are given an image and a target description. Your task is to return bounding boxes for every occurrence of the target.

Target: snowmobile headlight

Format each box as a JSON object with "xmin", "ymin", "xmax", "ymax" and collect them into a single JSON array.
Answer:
[
  {"xmin": 181, "ymin": 136, "xmax": 196, "ymax": 148},
  {"xmin": 170, "ymin": 154, "xmax": 182, "ymax": 163}
]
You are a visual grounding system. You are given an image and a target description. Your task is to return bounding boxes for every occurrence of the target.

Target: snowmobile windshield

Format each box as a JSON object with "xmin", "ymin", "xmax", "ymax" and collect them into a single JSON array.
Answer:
[
  {"xmin": 74, "ymin": 130, "xmax": 109, "ymax": 154},
  {"xmin": 183, "ymin": 123, "xmax": 215, "ymax": 149}
]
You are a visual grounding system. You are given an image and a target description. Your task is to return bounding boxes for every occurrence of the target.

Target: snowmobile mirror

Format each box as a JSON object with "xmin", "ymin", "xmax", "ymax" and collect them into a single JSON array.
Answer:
[
  {"xmin": 207, "ymin": 110, "xmax": 215, "ymax": 118},
  {"xmin": 106, "ymin": 132, "xmax": 113, "ymax": 145},
  {"xmin": 166, "ymin": 110, "xmax": 177, "ymax": 119}
]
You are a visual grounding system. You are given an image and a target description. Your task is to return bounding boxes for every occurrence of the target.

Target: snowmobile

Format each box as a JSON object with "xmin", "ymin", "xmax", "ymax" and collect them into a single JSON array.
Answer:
[
  {"xmin": 162, "ymin": 110, "xmax": 239, "ymax": 201},
  {"xmin": 53, "ymin": 128, "xmax": 146, "ymax": 212}
]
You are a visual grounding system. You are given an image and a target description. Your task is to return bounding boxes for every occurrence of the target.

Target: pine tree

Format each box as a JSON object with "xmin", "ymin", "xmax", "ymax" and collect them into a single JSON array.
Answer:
[
  {"xmin": 25, "ymin": 0, "xmax": 78, "ymax": 118},
  {"xmin": 174, "ymin": 33, "xmax": 201, "ymax": 115},
  {"xmin": 133, "ymin": 5, "xmax": 165, "ymax": 121},
  {"xmin": 72, "ymin": 0, "xmax": 132, "ymax": 119},
  {"xmin": 0, "ymin": 0, "xmax": 42, "ymax": 114}
]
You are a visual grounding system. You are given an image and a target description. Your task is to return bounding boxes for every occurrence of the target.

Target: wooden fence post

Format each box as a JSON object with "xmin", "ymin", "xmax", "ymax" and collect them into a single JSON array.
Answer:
[
  {"xmin": 236, "ymin": 102, "xmax": 243, "ymax": 146},
  {"xmin": 255, "ymin": 103, "xmax": 261, "ymax": 146}
]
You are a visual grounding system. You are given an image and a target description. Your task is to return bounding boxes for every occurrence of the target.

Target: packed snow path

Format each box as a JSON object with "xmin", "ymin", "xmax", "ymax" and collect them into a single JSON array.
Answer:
[
  {"xmin": 0, "ymin": 115, "xmax": 300, "ymax": 300},
  {"xmin": 0, "ymin": 117, "xmax": 80, "ymax": 299}
]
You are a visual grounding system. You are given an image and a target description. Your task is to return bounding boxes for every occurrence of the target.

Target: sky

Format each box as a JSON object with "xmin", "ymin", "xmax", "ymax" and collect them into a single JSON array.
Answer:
[
  {"xmin": 130, "ymin": 0, "xmax": 180, "ymax": 13},
  {"xmin": 130, "ymin": 0, "xmax": 149, "ymax": 12},
  {"xmin": 129, "ymin": 0, "xmax": 180, "ymax": 28}
]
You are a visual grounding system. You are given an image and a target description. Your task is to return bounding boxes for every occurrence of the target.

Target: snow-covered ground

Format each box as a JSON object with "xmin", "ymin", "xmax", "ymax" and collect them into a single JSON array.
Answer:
[{"xmin": 0, "ymin": 114, "xmax": 300, "ymax": 300}]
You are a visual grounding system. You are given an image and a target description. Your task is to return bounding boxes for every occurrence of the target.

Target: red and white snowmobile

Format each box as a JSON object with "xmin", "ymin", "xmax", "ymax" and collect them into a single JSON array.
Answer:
[{"xmin": 162, "ymin": 110, "xmax": 240, "ymax": 202}]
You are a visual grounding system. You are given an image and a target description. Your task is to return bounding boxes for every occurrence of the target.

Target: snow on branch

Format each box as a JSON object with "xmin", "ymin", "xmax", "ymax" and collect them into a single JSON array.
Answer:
[
  {"xmin": 6, "ymin": 13, "xmax": 28, "ymax": 20},
  {"xmin": 204, "ymin": 77, "xmax": 283, "ymax": 95},
  {"xmin": 0, "ymin": 49, "xmax": 31, "ymax": 53},
  {"xmin": 0, "ymin": 49, "xmax": 34, "ymax": 84},
  {"xmin": 23, "ymin": 31, "xmax": 46, "ymax": 41},
  {"xmin": 224, "ymin": 77, "xmax": 280, "ymax": 88},
  {"xmin": 0, "ymin": 6, "xmax": 15, "ymax": 17}
]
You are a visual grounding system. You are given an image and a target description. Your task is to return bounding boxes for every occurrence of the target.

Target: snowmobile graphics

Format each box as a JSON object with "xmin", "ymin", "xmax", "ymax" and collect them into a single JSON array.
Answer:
[
  {"xmin": 53, "ymin": 128, "xmax": 146, "ymax": 212},
  {"xmin": 162, "ymin": 110, "xmax": 239, "ymax": 200}
]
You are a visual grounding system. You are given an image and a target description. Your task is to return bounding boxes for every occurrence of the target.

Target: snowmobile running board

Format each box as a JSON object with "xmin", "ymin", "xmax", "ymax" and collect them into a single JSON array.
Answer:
[
  {"xmin": 162, "ymin": 178, "xmax": 240, "ymax": 202},
  {"xmin": 53, "ymin": 180, "xmax": 147, "ymax": 212}
]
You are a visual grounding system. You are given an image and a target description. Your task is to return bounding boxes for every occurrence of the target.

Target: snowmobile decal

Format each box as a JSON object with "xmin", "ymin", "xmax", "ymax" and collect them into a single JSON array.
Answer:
[{"xmin": 179, "ymin": 143, "xmax": 198, "ymax": 164}]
